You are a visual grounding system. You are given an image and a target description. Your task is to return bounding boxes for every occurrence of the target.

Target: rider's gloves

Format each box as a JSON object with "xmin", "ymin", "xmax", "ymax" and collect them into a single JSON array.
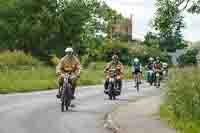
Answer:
[
  {"xmin": 71, "ymin": 75, "xmax": 78, "ymax": 80},
  {"xmin": 61, "ymin": 73, "xmax": 65, "ymax": 77}
]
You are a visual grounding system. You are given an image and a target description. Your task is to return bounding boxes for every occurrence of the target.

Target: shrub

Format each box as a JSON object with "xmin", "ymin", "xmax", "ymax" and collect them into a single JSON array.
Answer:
[
  {"xmin": 0, "ymin": 50, "xmax": 41, "ymax": 67},
  {"xmin": 81, "ymin": 54, "xmax": 91, "ymax": 68},
  {"xmin": 101, "ymin": 40, "xmax": 130, "ymax": 64},
  {"xmin": 49, "ymin": 54, "xmax": 60, "ymax": 66},
  {"xmin": 178, "ymin": 49, "xmax": 198, "ymax": 66},
  {"xmin": 129, "ymin": 45, "xmax": 169, "ymax": 65},
  {"xmin": 161, "ymin": 67, "xmax": 200, "ymax": 133}
]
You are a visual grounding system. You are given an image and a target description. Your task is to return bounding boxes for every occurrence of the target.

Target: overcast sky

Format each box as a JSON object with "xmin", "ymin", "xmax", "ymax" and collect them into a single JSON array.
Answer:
[{"xmin": 105, "ymin": 0, "xmax": 200, "ymax": 42}]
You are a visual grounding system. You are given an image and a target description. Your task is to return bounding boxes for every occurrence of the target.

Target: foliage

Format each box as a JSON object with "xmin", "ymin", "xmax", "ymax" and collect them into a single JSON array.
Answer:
[
  {"xmin": 175, "ymin": 0, "xmax": 200, "ymax": 14},
  {"xmin": 101, "ymin": 40, "xmax": 130, "ymax": 64},
  {"xmin": 178, "ymin": 49, "xmax": 198, "ymax": 65},
  {"xmin": 96, "ymin": 1, "xmax": 127, "ymax": 40},
  {"xmin": 192, "ymin": 41, "xmax": 200, "ymax": 50},
  {"xmin": 0, "ymin": 0, "xmax": 129, "ymax": 59},
  {"xmin": 0, "ymin": 66, "xmax": 57, "ymax": 93},
  {"xmin": 161, "ymin": 67, "xmax": 200, "ymax": 133},
  {"xmin": 100, "ymin": 40, "xmax": 169, "ymax": 65},
  {"xmin": 144, "ymin": 32, "xmax": 160, "ymax": 48},
  {"xmin": 160, "ymin": 104, "xmax": 200, "ymax": 133},
  {"xmin": 49, "ymin": 54, "xmax": 60, "ymax": 66},
  {"xmin": 153, "ymin": 0, "xmax": 185, "ymax": 51},
  {"xmin": 81, "ymin": 54, "xmax": 91, "ymax": 68},
  {"xmin": 0, "ymin": 50, "xmax": 41, "ymax": 67}
]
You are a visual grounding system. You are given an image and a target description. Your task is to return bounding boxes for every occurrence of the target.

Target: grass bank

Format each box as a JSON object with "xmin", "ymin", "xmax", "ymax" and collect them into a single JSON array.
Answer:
[
  {"xmin": 0, "ymin": 66, "xmax": 57, "ymax": 94},
  {"xmin": 0, "ymin": 52, "xmax": 132, "ymax": 94},
  {"xmin": 160, "ymin": 67, "xmax": 200, "ymax": 133}
]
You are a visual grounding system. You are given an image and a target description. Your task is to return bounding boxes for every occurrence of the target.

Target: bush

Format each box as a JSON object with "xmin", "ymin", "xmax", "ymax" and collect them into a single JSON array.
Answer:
[
  {"xmin": 49, "ymin": 54, "xmax": 60, "ymax": 66},
  {"xmin": 129, "ymin": 45, "xmax": 169, "ymax": 65},
  {"xmin": 101, "ymin": 40, "xmax": 130, "ymax": 64},
  {"xmin": 79, "ymin": 69, "xmax": 104, "ymax": 85},
  {"xmin": 81, "ymin": 54, "xmax": 91, "ymax": 68},
  {"xmin": 0, "ymin": 50, "xmax": 41, "ymax": 67},
  {"xmin": 178, "ymin": 49, "xmax": 198, "ymax": 66},
  {"xmin": 161, "ymin": 67, "xmax": 200, "ymax": 133}
]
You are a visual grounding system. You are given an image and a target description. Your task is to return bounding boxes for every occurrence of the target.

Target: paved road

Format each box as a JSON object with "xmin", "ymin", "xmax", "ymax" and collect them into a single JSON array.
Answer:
[{"xmin": 0, "ymin": 81, "xmax": 161, "ymax": 133}]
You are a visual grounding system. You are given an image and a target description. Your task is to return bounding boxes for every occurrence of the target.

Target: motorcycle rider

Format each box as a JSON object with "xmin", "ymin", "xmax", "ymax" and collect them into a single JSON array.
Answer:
[
  {"xmin": 132, "ymin": 58, "xmax": 142, "ymax": 85},
  {"xmin": 162, "ymin": 62, "xmax": 168, "ymax": 76},
  {"xmin": 56, "ymin": 47, "xmax": 81, "ymax": 100},
  {"xmin": 153, "ymin": 57, "xmax": 162, "ymax": 86},
  {"xmin": 104, "ymin": 55, "xmax": 124, "ymax": 95},
  {"xmin": 147, "ymin": 57, "xmax": 154, "ymax": 70},
  {"xmin": 146, "ymin": 57, "xmax": 154, "ymax": 83}
]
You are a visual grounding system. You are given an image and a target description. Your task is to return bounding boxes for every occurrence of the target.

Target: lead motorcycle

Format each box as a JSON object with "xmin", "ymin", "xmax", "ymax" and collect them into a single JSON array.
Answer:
[{"xmin": 60, "ymin": 73, "xmax": 73, "ymax": 112}]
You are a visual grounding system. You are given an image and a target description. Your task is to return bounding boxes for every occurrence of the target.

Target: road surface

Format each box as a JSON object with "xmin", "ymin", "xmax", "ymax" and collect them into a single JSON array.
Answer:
[{"xmin": 0, "ymin": 81, "xmax": 161, "ymax": 133}]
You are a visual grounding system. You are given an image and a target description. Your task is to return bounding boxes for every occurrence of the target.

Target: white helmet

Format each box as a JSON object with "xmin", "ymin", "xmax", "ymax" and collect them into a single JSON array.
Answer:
[
  {"xmin": 163, "ymin": 62, "xmax": 168, "ymax": 68},
  {"xmin": 65, "ymin": 47, "xmax": 73, "ymax": 53},
  {"xmin": 149, "ymin": 57, "xmax": 154, "ymax": 61},
  {"xmin": 134, "ymin": 58, "xmax": 139, "ymax": 63}
]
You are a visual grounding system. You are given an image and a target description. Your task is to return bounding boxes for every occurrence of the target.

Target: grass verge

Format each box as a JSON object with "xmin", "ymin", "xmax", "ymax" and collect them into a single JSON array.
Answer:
[
  {"xmin": 0, "ymin": 66, "xmax": 57, "ymax": 94},
  {"xmin": 160, "ymin": 67, "xmax": 200, "ymax": 133},
  {"xmin": 160, "ymin": 104, "xmax": 200, "ymax": 133},
  {"xmin": 0, "ymin": 61, "xmax": 132, "ymax": 94}
]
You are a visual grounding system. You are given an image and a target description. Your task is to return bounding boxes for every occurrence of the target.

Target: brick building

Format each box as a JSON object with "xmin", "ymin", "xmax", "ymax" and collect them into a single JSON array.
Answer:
[{"xmin": 111, "ymin": 14, "xmax": 133, "ymax": 40}]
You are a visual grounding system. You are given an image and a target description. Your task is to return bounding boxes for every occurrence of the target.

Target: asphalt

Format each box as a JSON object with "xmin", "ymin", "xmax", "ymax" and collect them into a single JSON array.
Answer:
[
  {"xmin": 0, "ymin": 81, "xmax": 162, "ymax": 133},
  {"xmin": 108, "ymin": 96, "xmax": 176, "ymax": 133}
]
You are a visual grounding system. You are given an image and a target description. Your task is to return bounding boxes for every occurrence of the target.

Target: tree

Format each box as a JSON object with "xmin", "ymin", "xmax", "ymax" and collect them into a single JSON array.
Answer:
[
  {"xmin": 0, "ymin": 0, "xmax": 128, "ymax": 61},
  {"xmin": 175, "ymin": 0, "xmax": 200, "ymax": 14},
  {"xmin": 144, "ymin": 32, "xmax": 159, "ymax": 48},
  {"xmin": 178, "ymin": 49, "xmax": 198, "ymax": 65},
  {"xmin": 95, "ymin": 1, "xmax": 128, "ymax": 40},
  {"xmin": 153, "ymin": 0, "xmax": 185, "ymax": 51},
  {"xmin": 0, "ymin": 0, "xmax": 101, "ymax": 56}
]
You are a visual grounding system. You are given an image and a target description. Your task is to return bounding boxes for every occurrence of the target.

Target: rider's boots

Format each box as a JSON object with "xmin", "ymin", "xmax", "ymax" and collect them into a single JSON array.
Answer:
[
  {"xmin": 104, "ymin": 80, "xmax": 109, "ymax": 94},
  {"xmin": 116, "ymin": 79, "xmax": 122, "ymax": 95},
  {"xmin": 56, "ymin": 87, "xmax": 62, "ymax": 99},
  {"xmin": 71, "ymin": 87, "xmax": 76, "ymax": 100}
]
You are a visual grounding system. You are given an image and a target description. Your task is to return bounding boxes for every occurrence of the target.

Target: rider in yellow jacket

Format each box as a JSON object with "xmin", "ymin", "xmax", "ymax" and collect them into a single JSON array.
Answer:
[
  {"xmin": 104, "ymin": 55, "xmax": 124, "ymax": 94},
  {"xmin": 56, "ymin": 47, "xmax": 81, "ymax": 99}
]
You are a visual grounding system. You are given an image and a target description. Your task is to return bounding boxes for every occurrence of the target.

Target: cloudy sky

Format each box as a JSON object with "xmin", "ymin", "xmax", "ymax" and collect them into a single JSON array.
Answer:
[{"xmin": 105, "ymin": 0, "xmax": 200, "ymax": 42}]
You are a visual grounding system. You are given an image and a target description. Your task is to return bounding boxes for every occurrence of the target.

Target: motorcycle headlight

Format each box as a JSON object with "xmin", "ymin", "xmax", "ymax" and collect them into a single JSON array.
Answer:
[{"xmin": 109, "ymin": 78, "xmax": 114, "ymax": 82}]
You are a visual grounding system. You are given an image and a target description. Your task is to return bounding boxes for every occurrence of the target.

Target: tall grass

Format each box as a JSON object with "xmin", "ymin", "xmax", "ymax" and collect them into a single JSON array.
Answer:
[
  {"xmin": 79, "ymin": 62, "xmax": 133, "ymax": 86},
  {"xmin": 161, "ymin": 67, "xmax": 200, "ymax": 133},
  {"xmin": 0, "ymin": 50, "xmax": 41, "ymax": 67},
  {"xmin": 0, "ymin": 66, "xmax": 57, "ymax": 93},
  {"xmin": 0, "ymin": 51, "xmax": 133, "ymax": 93}
]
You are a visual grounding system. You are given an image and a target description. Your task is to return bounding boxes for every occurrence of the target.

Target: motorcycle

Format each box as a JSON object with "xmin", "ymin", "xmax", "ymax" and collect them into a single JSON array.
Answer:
[
  {"xmin": 60, "ymin": 73, "xmax": 73, "ymax": 112},
  {"xmin": 154, "ymin": 70, "xmax": 161, "ymax": 88},
  {"xmin": 147, "ymin": 70, "xmax": 154, "ymax": 86},
  {"xmin": 162, "ymin": 68, "xmax": 168, "ymax": 80},
  {"xmin": 106, "ymin": 69, "xmax": 121, "ymax": 100}
]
